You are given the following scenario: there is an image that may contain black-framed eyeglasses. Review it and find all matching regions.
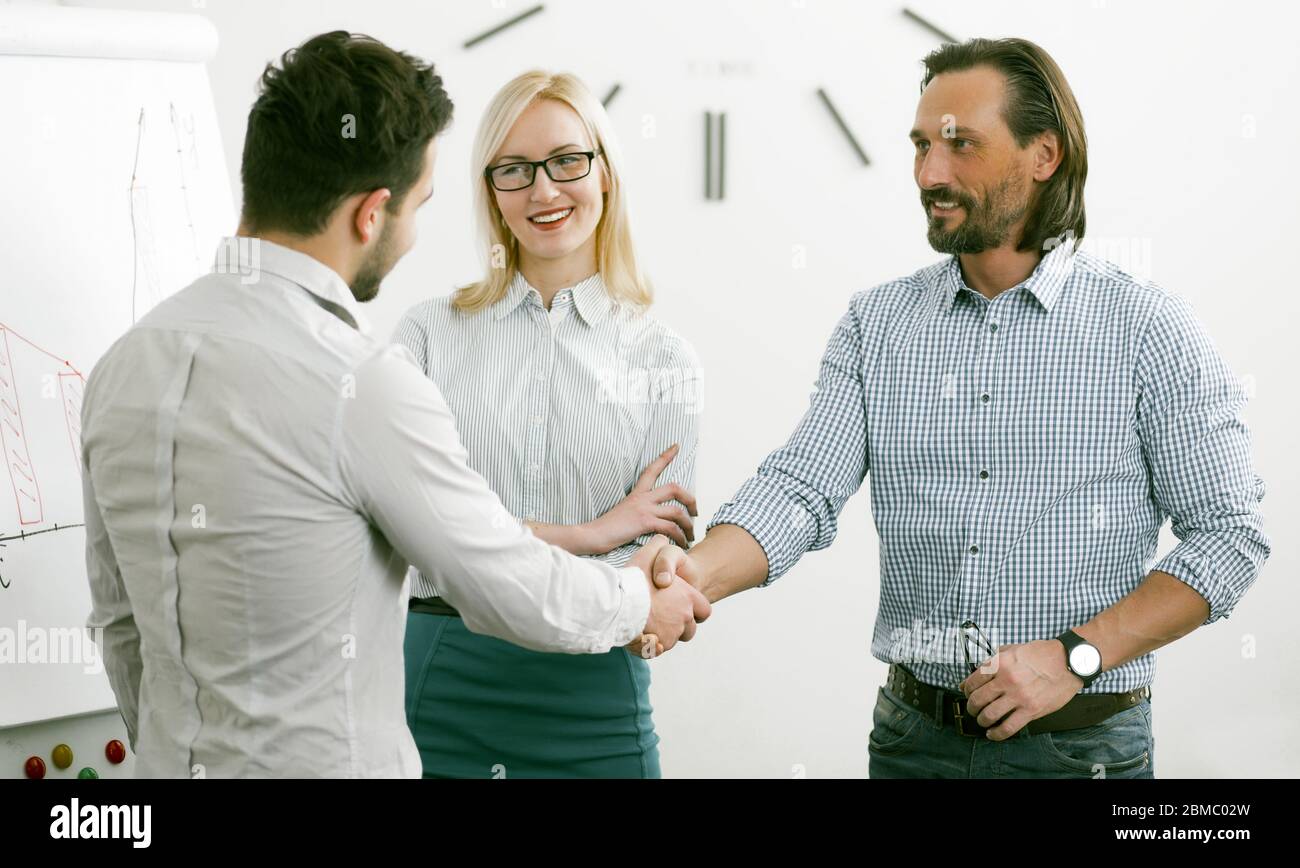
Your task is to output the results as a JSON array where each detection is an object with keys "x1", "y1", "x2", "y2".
[
  {"x1": 485, "y1": 149, "x2": 602, "y2": 192},
  {"x1": 961, "y1": 619, "x2": 996, "y2": 675}
]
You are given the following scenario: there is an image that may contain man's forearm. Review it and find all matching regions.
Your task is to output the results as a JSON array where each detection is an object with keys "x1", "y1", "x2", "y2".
[
  {"x1": 1073, "y1": 570, "x2": 1210, "y2": 673},
  {"x1": 688, "y1": 523, "x2": 770, "y2": 603}
]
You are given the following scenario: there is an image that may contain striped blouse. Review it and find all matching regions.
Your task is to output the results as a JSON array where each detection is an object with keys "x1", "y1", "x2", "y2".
[{"x1": 394, "y1": 270, "x2": 702, "y2": 599}]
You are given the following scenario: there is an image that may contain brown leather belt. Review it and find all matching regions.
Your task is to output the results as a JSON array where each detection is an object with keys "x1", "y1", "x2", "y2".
[
  {"x1": 409, "y1": 596, "x2": 461, "y2": 618},
  {"x1": 886, "y1": 662, "x2": 1150, "y2": 737}
]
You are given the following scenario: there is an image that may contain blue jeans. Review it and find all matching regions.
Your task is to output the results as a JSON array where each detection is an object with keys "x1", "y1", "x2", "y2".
[{"x1": 868, "y1": 681, "x2": 1155, "y2": 778}]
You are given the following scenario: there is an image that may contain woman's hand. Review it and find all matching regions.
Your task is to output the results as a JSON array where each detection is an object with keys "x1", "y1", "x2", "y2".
[{"x1": 582, "y1": 444, "x2": 698, "y2": 553}]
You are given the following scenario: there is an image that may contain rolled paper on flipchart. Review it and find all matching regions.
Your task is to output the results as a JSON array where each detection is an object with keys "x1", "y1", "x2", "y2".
[{"x1": 0, "y1": 4, "x2": 218, "y2": 63}]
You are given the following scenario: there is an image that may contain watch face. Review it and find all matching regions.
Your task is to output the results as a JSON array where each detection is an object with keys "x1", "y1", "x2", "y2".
[{"x1": 1069, "y1": 643, "x2": 1102, "y2": 677}]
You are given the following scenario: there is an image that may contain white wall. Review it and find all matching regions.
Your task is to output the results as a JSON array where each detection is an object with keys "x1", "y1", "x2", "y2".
[{"x1": 57, "y1": 0, "x2": 1300, "y2": 777}]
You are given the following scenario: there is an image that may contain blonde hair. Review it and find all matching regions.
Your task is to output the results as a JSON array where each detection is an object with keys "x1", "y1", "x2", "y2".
[{"x1": 453, "y1": 70, "x2": 653, "y2": 312}]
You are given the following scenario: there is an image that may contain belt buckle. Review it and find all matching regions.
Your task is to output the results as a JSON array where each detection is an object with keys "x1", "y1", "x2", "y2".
[{"x1": 951, "y1": 696, "x2": 979, "y2": 737}]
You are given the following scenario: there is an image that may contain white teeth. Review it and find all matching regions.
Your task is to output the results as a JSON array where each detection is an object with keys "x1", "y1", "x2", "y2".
[
  {"x1": 530, "y1": 208, "x2": 572, "y2": 224},
  {"x1": 935, "y1": 202, "x2": 957, "y2": 208}
]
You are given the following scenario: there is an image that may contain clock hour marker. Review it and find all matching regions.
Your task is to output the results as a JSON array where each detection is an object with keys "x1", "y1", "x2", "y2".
[
  {"x1": 463, "y1": 4, "x2": 545, "y2": 50},
  {"x1": 816, "y1": 88, "x2": 870, "y2": 167},
  {"x1": 902, "y1": 7, "x2": 959, "y2": 44},
  {"x1": 705, "y1": 111, "x2": 726, "y2": 200}
]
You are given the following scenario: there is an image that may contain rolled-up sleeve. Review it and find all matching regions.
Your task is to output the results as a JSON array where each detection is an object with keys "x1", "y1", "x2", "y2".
[
  {"x1": 707, "y1": 293, "x2": 872, "y2": 584},
  {"x1": 1136, "y1": 293, "x2": 1270, "y2": 624}
]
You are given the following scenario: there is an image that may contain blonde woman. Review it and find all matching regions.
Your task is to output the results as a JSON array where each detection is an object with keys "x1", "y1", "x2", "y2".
[{"x1": 393, "y1": 71, "x2": 702, "y2": 778}]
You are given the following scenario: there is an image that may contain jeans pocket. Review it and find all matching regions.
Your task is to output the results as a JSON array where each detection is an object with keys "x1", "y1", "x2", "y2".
[
  {"x1": 868, "y1": 686, "x2": 925, "y2": 756},
  {"x1": 1040, "y1": 701, "x2": 1152, "y2": 777}
]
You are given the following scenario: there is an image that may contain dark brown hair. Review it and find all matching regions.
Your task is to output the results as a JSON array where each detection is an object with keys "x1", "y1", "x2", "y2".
[
  {"x1": 921, "y1": 37, "x2": 1087, "y2": 252},
  {"x1": 240, "y1": 31, "x2": 454, "y2": 236}
]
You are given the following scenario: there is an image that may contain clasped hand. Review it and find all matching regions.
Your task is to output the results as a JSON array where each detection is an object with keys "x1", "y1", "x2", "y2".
[{"x1": 623, "y1": 535, "x2": 710, "y2": 658}]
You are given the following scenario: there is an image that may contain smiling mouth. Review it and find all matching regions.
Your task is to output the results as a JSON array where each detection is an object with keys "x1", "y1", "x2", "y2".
[{"x1": 529, "y1": 207, "x2": 573, "y2": 225}]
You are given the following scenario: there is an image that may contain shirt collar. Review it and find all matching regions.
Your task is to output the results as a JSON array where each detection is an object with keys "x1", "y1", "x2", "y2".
[
  {"x1": 492, "y1": 270, "x2": 612, "y2": 326},
  {"x1": 940, "y1": 238, "x2": 1077, "y2": 314},
  {"x1": 212, "y1": 236, "x2": 372, "y2": 335}
]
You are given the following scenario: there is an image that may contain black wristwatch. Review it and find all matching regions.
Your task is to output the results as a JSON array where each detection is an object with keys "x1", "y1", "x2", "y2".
[{"x1": 1056, "y1": 629, "x2": 1102, "y2": 689}]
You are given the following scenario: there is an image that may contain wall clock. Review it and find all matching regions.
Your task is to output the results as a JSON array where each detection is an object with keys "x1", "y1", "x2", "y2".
[{"x1": 460, "y1": 4, "x2": 959, "y2": 200}]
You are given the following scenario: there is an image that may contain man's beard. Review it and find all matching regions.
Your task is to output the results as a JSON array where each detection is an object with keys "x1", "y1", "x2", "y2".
[
  {"x1": 923, "y1": 172, "x2": 1028, "y2": 255},
  {"x1": 350, "y1": 224, "x2": 398, "y2": 302}
]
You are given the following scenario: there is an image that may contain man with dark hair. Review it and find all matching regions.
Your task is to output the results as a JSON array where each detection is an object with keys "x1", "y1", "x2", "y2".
[
  {"x1": 652, "y1": 37, "x2": 1268, "y2": 778},
  {"x1": 918, "y1": 36, "x2": 1088, "y2": 256},
  {"x1": 82, "y1": 31, "x2": 709, "y2": 778}
]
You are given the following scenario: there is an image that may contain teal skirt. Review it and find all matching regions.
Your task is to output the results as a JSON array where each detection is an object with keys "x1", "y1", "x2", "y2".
[{"x1": 403, "y1": 611, "x2": 661, "y2": 778}]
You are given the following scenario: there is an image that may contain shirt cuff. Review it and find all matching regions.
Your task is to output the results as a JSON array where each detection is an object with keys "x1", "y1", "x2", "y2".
[
  {"x1": 1151, "y1": 548, "x2": 1230, "y2": 625},
  {"x1": 602, "y1": 565, "x2": 651, "y2": 650},
  {"x1": 708, "y1": 480, "x2": 818, "y2": 584}
]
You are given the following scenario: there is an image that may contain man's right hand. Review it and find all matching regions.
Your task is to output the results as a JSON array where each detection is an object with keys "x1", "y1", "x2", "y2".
[
  {"x1": 646, "y1": 523, "x2": 769, "y2": 606},
  {"x1": 624, "y1": 534, "x2": 712, "y2": 658},
  {"x1": 649, "y1": 541, "x2": 704, "y2": 591}
]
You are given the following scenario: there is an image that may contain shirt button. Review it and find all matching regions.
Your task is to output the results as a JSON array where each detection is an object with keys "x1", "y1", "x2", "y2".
[
  {"x1": 969, "y1": 545, "x2": 980, "y2": 556},
  {"x1": 978, "y1": 469, "x2": 989, "y2": 480},
  {"x1": 989, "y1": 322, "x2": 999, "y2": 332},
  {"x1": 980, "y1": 393, "x2": 991, "y2": 403}
]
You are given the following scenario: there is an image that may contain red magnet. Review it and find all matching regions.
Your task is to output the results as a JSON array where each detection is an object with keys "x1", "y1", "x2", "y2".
[{"x1": 24, "y1": 756, "x2": 46, "y2": 779}]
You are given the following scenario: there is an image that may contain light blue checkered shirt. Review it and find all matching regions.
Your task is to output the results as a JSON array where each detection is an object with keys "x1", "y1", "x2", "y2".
[{"x1": 709, "y1": 242, "x2": 1269, "y2": 694}]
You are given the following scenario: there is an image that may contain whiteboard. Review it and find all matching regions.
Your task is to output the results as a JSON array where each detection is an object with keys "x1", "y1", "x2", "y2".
[{"x1": 0, "y1": 5, "x2": 234, "y2": 727}]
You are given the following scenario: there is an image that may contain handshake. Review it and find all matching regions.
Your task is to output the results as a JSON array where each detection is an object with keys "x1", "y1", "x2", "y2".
[{"x1": 623, "y1": 534, "x2": 709, "y2": 659}]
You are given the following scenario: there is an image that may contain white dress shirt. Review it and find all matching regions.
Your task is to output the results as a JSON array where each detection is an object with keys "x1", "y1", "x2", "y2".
[
  {"x1": 393, "y1": 271, "x2": 703, "y2": 599},
  {"x1": 81, "y1": 237, "x2": 650, "y2": 778}
]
